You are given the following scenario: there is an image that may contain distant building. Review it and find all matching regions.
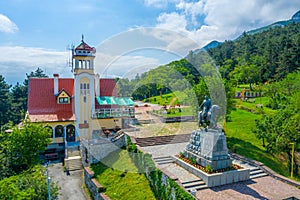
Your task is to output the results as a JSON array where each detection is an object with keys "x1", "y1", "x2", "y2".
[{"x1": 27, "y1": 37, "x2": 135, "y2": 165}]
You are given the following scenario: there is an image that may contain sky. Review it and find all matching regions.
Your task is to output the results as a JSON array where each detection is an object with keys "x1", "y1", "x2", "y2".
[{"x1": 0, "y1": 0, "x2": 299, "y2": 85}]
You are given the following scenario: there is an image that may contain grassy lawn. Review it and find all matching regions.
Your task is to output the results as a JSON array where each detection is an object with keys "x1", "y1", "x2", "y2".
[
  {"x1": 145, "y1": 91, "x2": 188, "y2": 106},
  {"x1": 226, "y1": 109, "x2": 289, "y2": 177},
  {"x1": 91, "y1": 150, "x2": 156, "y2": 200},
  {"x1": 152, "y1": 106, "x2": 194, "y2": 117},
  {"x1": 234, "y1": 97, "x2": 276, "y2": 115}
]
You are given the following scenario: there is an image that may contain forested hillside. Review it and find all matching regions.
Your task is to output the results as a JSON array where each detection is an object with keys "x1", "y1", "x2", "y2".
[
  {"x1": 116, "y1": 21, "x2": 300, "y2": 124},
  {"x1": 0, "y1": 68, "x2": 47, "y2": 128},
  {"x1": 206, "y1": 22, "x2": 300, "y2": 84}
]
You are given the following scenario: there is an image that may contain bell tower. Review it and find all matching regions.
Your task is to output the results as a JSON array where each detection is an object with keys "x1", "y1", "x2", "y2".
[{"x1": 73, "y1": 35, "x2": 96, "y2": 139}]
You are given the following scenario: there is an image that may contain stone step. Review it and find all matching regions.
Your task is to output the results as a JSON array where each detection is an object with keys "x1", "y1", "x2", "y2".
[
  {"x1": 188, "y1": 184, "x2": 208, "y2": 191},
  {"x1": 153, "y1": 156, "x2": 173, "y2": 161},
  {"x1": 250, "y1": 167, "x2": 268, "y2": 179},
  {"x1": 65, "y1": 156, "x2": 82, "y2": 171},
  {"x1": 67, "y1": 146, "x2": 81, "y2": 157},
  {"x1": 250, "y1": 168, "x2": 264, "y2": 175},
  {"x1": 153, "y1": 156, "x2": 174, "y2": 165},
  {"x1": 155, "y1": 160, "x2": 174, "y2": 165},
  {"x1": 182, "y1": 180, "x2": 206, "y2": 188},
  {"x1": 181, "y1": 179, "x2": 208, "y2": 191},
  {"x1": 135, "y1": 134, "x2": 190, "y2": 147},
  {"x1": 250, "y1": 172, "x2": 268, "y2": 179},
  {"x1": 67, "y1": 150, "x2": 80, "y2": 157}
]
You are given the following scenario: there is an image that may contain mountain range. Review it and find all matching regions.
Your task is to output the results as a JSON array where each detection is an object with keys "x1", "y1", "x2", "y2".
[{"x1": 202, "y1": 10, "x2": 300, "y2": 50}]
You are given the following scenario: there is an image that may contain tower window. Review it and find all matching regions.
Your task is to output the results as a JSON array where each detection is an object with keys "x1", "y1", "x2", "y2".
[{"x1": 80, "y1": 83, "x2": 90, "y2": 95}]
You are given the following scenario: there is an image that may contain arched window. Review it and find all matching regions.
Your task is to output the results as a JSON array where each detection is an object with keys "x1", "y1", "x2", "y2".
[
  {"x1": 66, "y1": 124, "x2": 76, "y2": 142},
  {"x1": 44, "y1": 126, "x2": 53, "y2": 138},
  {"x1": 55, "y1": 125, "x2": 64, "y2": 138}
]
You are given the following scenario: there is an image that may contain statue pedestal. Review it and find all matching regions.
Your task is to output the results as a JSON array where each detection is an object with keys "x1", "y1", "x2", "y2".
[{"x1": 184, "y1": 129, "x2": 232, "y2": 170}]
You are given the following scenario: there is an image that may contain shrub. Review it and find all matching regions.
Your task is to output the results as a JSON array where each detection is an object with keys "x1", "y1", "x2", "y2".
[
  {"x1": 190, "y1": 157, "x2": 197, "y2": 165},
  {"x1": 206, "y1": 165, "x2": 213, "y2": 174},
  {"x1": 179, "y1": 152, "x2": 184, "y2": 158}
]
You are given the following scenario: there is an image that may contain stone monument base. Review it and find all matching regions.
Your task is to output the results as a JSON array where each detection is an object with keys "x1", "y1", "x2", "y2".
[
  {"x1": 184, "y1": 150, "x2": 232, "y2": 171},
  {"x1": 173, "y1": 156, "x2": 250, "y2": 187},
  {"x1": 184, "y1": 129, "x2": 232, "y2": 170}
]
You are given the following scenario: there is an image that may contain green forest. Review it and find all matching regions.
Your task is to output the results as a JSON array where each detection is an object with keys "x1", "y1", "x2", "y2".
[{"x1": 0, "y1": 68, "x2": 47, "y2": 129}]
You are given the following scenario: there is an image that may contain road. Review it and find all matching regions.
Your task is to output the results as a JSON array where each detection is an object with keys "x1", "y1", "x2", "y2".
[{"x1": 49, "y1": 163, "x2": 87, "y2": 200}]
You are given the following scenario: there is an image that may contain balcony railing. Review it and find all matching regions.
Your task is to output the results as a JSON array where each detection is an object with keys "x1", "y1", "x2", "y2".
[{"x1": 93, "y1": 108, "x2": 135, "y2": 119}]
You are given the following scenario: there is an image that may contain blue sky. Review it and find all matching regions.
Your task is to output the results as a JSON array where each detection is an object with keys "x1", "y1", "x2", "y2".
[{"x1": 0, "y1": 0, "x2": 299, "y2": 85}]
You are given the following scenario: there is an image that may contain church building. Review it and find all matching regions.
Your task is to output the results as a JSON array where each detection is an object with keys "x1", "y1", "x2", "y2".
[{"x1": 27, "y1": 37, "x2": 135, "y2": 167}]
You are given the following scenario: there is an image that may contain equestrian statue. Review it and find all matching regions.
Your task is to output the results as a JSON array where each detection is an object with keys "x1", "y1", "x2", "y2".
[{"x1": 198, "y1": 96, "x2": 221, "y2": 130}]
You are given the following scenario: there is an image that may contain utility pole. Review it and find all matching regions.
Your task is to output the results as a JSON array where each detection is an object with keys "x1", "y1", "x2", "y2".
[{"x1": 46, "y1": 161, "x2": 51, "y2": 200}]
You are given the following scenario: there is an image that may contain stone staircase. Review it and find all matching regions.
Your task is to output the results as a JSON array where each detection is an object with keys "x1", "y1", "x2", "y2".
[
  {"x1": 153, "y1": 156, "x2": 174, "y2": 165},
  {"x1": 67, "y1": 147, "x2": 81, "y2": 157},
  {"x1": 65, "y1": 146, "x2": 82, "y2": 171},
  {"x1": 250, "y1": 167, "x2": 268, "y2": 179},
  {"x1": 65, "y1": 156, "x2": 82, "y2": 171},
  {"x1": 181, "y1": 179, "x2": 208, "y2": 191},
  {"x1": 135, "y1": 134, "x2": 190, "y2": 147}
]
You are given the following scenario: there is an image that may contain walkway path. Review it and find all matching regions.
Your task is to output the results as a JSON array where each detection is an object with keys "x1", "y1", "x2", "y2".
[
  {"x1": 141, "y1": 142, "x2": 300, "y2": 200},
  {"x1": 49, "y1": 163, "x2": 87, "y2": 200}
]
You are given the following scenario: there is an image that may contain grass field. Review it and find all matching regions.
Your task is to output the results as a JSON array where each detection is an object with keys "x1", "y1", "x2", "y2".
[
  {"x1": 234, "y1": 97, "x2": 276, "y2": 115},
  {"x1": 152, "y1": 106, "x2": 194, "y2": 117},
  {"x1": 91, "y1": 149, "x2": 156, "y2": 200},
  {"x1": 145, "y1": 91, "x2": 188, "y2": 106},
  {"x1": 226, "y1": 109, "x2": 289, "y2": 177}
]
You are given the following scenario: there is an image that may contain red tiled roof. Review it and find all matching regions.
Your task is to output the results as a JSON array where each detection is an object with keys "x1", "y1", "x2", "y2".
[
  {"x1": 28, "y1": 77, "x2": 117, "y2": 122},
  {"x1": 100, "y1": 79, "x2": 117, "y2": 97},
  {"x1": 75, "y1": 41, "x2": 96, "y2": 52},
  {"x1": 28, "y1": 78, "x2": 75, "y2": 122}
]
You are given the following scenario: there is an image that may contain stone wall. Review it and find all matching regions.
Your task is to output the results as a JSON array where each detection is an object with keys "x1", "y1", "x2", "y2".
[
  {"x1": 84, "y1": 167, "x2": 110, "y2": 200},
  {"x1": 81, "y1": 134, "x2": 125, "y2": 166}
]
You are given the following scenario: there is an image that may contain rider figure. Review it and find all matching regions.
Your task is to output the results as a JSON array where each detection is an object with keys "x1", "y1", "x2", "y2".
[{"x1": 199, "y1": 95, "x2": 212, "y2": 121}]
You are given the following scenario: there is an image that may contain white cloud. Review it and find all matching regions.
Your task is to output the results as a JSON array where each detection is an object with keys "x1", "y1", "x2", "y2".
[
  {"x1": 95, "y1": 52, "x2": 163, "y2": 80},
  {"x1": 0, "y1": 14, "x2": 19, "y2": 33},
  {"x1": 176, "y1": 0, "x2": 205, "y2": 26},
  {"x1": 144, "y1": 0, "x2": 180, "y2": 8},
  {"x1": 0, "y1": 46, "x2": 70, "y2": 84},
  {"x1": 157, "y1": 12, "x2": 187, "y2": 31},
  {"x1": 154, "y1": 0, "x2": 300, "y2": 48}
]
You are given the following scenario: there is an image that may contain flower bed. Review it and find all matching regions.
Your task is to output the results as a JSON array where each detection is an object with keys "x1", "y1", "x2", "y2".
[{"x1": 176, "y1": 154, "x2": 242, "y2": 174}]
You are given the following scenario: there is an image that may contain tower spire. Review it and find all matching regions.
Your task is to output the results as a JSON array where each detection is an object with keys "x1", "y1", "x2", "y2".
[{"x1": 81, "y1": 34, "x2": 84, "y2": 42}]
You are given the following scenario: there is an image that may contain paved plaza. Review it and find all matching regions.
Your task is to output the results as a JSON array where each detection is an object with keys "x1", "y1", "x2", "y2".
[{"x1": 141, "y1": 142, "x2": 300, "y2": 200}]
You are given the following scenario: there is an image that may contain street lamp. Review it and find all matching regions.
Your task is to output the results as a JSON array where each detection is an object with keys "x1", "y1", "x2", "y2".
[{"x1": 289, "y1": 142, "x2": 295, "y2": 178}]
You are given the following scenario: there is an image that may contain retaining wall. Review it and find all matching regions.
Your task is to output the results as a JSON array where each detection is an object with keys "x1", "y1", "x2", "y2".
[
  {"x1": 173, "y1": 156, "x2": 250, "y2": 187},
  {"x1": 84, "y1": 167, "x2": 110, "y2": 200}
]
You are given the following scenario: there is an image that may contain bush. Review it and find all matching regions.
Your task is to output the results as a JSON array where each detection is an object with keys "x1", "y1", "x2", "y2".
[
  {"x1": 206, "y1": 165, "x2": 213, "y2": 174},
  {"x1": 179, "y1": 152, "x2": 184, "y2": 158},
  {"x1": 190, "y1": 157, "x2": 197, "y2": 165}
]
